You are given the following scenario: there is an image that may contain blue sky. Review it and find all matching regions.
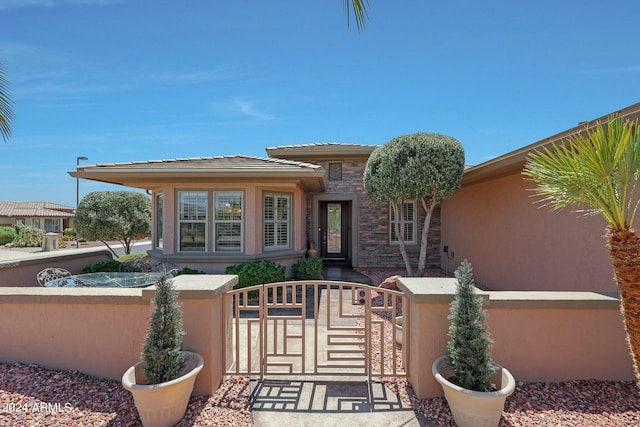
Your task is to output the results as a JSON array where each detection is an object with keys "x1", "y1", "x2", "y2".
[{"x1": 1, "y1": 0, "x2": 639, "y2": 207}]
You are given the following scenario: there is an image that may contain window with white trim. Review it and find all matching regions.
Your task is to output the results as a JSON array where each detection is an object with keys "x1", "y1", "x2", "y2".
[
  {"x1": 264, "y1": 193, "x2": 291, "y2": 250},
  {"x1": 390, "y1": 201, "x2": 417, "y2": 244},
  {"x1": 178, "y1": 191, "x2": 207, "y2": 252},
  {"x1": 155, "y1": 193, "x2": 163, "y2": 249},
  {"x1": 214, "y1": 192, "x2": 243, "y2": 252},
  {"x1": 44, "y1": 218, "x2": 61, "y2": 232}
]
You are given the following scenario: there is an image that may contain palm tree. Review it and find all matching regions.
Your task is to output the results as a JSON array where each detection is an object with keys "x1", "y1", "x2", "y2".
[
  {"x1": 0, "y1": 58, "x2": 14, "y2": 143},
  {"x1": 523, "y1": 115, "x2": 640, "y2": 382},
  {"x1": 343, "y1": 0, "x2": 370, "y2": 31}
]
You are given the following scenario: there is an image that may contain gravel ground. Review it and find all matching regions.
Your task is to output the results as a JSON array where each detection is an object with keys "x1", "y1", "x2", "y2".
[{"x1": 1, "y1": 269, "x2": 639, "y2": 426}]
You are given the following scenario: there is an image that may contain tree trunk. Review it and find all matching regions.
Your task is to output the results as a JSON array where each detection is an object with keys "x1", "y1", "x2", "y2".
[
  {"x1": 417, "y1": 199, "x2": 437, "y2": 277},
  {"x1": 606, "y1": 226, "x2": 640, "y2": 382},
  {"x1": 391, "y1": 202, "x2": 413, "y2": 276}
]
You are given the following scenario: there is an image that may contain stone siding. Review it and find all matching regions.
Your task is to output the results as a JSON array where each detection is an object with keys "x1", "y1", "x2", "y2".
[{"x1": 311, "y1": 160, "x2": 441, "y2": 272}]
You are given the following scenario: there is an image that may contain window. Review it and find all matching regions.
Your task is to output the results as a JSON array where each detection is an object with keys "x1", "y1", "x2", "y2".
[
  {"x1": 15, "y1": 218, "x2": 25, "y2": 226},
  {"x1": 32, "y1": 218, "x2": 40, "y2": 229},
  {"x1": 44, "y1": 218, "x2": 60, "y2": 232},
  {"x1": 155, "y1": 193, "x2": 163, "y2": 249},
  {"x1": 178, "y1": 191, "x2": 207, "y2": 252},
  {"x1": 214, "y1": 192, "x2": 243, "y2": 252},
  {"x1": 328, "y1": 163, "x2": 343, "y2": 181},
  {"x1": 390, "y1": 201, "x2": 417, "y2": 244},
  {"x1": 264, "y1": 193, "x2": 291, "y2": 250}
]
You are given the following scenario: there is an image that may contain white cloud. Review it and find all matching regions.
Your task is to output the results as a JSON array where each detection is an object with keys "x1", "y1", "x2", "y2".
[{"x1": 214, "y1": 98, "x2": 275, "y2": 121}]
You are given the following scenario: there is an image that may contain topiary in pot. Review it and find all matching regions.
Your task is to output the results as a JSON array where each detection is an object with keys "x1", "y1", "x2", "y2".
[
  {"x1": 447, "y1": 260, "x2": 496, "y2": 391},
  {"x1": 432, "y1": 260, "x2": 515, "y2": 427},
  {"x1": 141, "y1": 272, "x2": 186, "y2": 383},
  {"x1": 122, "y1": 272, "x2": 204, "y2": 427}
]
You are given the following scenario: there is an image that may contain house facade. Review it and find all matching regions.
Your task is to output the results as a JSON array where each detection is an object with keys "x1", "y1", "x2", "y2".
[
  {"x1": 0, "y1": 201, "x2": 75, "y2": 232},
  {"x1": 440, "y1": 102, "x2": 640, "y2": 292},
  {"x1": 71, "y1": 147, "x2": 441, "y2": 274}
]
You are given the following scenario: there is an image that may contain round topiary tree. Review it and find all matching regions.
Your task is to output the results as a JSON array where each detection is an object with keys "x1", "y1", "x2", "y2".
[
  {"x1": 364, "y1": 132, "x2": 465, "y2": 276},
  {"x1": 75, "y1": 191, "x2": 151, "y2": 256}
]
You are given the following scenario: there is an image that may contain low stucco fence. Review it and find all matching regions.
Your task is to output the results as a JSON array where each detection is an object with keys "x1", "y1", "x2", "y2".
[
  {"x1": 0, "y1": 247, "x2": 112, "y2": 287},
  {"x1": 0, "y1": 275, "x2": 633, "y2": 399},
  {"x1": 0, "y1": 275, "x2": 237, "y2": 396},
  {"x1": 398, "y1": 277, "x2": 635, "y2": 398}
]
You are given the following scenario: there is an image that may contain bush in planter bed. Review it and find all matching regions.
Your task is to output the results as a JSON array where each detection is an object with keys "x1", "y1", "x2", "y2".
[
  {"x1": 0, "y1": 226, "x2": 17, "y2": 245},
  {"x1": 292, "y1": 256, "x2": 323, "y2": 280},
  {"x1": 225, "y1": 260, "x2": 286, "y2": 298},
  {"x1": 81, "y1": 259, "x2": 122, "y2": 273}
]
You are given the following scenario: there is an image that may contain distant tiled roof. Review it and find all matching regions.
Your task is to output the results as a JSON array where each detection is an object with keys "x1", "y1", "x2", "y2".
[{"x1": 0, "y1": 201, "x2": 75, "y2": 218}]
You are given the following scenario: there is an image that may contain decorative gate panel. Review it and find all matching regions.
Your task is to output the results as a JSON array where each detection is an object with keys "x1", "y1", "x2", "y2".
[{"x1": 225, "y1": 281, "x2": 407, "y2": 380}]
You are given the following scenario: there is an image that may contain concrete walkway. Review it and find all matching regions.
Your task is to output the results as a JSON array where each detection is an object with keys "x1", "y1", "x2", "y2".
[{"x1": 251, "y1": 379, "x2": 428, "y2": 426}]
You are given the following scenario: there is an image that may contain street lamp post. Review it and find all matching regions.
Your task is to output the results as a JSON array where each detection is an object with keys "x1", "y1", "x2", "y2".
[{"x1": 76, "y1": 156, "x2": 88, "y2": 248}]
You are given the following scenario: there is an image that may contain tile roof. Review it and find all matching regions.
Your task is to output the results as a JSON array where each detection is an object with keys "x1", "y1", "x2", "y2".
[
  {"x1": 85, "y1": 154, "x2": 322, "y2": 170},
  {"x1": 0, "y1": 201, "x2": 75, "y2": 218}
]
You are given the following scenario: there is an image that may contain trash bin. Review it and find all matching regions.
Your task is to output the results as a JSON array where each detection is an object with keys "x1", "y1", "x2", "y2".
[{"x1": 42, "y1": 232, "x2": 61, "y2": 251}]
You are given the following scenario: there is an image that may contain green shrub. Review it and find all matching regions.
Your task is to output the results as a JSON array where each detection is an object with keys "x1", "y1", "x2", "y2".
[
  {"x1": 63, "y1": 228, "x2": 76, "y2": 237},
  {"x1": 141, "y1": 272, "x2": 185, "y2": 384},
  {"x1": 14, "y1": 223, "x2": 44, "y2": 247},
  {"x1": 0, "y1": 226, "x2": 17, "y2": 245},
  {"x1": 292, "y1": 256, "x2": 323, "y2": 280},
  {"x1": 81, "y1": 259, "x2": 122, "y2": 273},
  {"x1": 117, "y1": 254, "x2": 151, "y2": 272},
  {"x1": 175, "y1": 267, "x2": 206, "y2": 275},
  {"x1": 447, "y1": 260, "x2": 496, "y2": 392},
  {"x1": 225, "y1": 260, "x2": 286, "y2": 291}
]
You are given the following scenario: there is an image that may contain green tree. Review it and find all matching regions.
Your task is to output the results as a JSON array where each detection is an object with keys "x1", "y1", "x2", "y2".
[
  {"x1": 447, "y1": 260, "x2": 496, "y2": 391},
  {"x1": 75, "y1": 191, "x2": 151, "y2": 256},
  {"x1": 363, "y1": 132, "x2": 465, "y2": 276},
  {"x1": 523, "y1": 115, "x2": 640, "y2": 382},
  {"x1": 0, "y1": 58, "x2": 15, "y2": 143},
  {"x1": 141, "y1": 272, "x2": 185, "y2": 384}
]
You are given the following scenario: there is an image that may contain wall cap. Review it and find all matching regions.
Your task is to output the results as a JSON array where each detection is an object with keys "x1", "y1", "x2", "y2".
[{"x1": 397, "y1": 277, "x2": 621, "y2": 310}]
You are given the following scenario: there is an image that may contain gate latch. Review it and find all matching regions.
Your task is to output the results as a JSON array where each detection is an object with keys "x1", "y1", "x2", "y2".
[{"x1": 353, "y1": 288, "x2": 367, "y2": 305}]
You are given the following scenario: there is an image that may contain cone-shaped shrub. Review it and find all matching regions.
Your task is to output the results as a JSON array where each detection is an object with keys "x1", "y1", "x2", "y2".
[
  {"x1": 447, "y1": 260, "x2": 497, "y2": 392},
  {"x1": 141, "y1": 272, "x2": 186, "y2": 384}
]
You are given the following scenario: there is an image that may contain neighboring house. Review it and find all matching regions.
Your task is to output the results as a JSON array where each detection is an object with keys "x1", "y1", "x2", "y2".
[
  {"x1": 0, "y1": 201, "x2": 74, "y2": 232},
  {"x1": 441, "y1": 102, "x2": 640, "y2": 292},
  {"x1": 70, "y1": 147, "x2": 441, "y2": 275}
]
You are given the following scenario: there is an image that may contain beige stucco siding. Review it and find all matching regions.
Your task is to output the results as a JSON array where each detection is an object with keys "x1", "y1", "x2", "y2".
[{"x1": 441, "y1": 171, "x2": 614, "y2": 292}]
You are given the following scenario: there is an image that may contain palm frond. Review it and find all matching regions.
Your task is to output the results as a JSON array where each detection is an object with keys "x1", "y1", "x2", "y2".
[
  {"x1": 523, "y1": 115, "x2": 640, "y2": 230},
  {"x1": 342, "y1": 0, "x2": 370, "y2": 32},
  {"x1": 0, "y1": 59, "x2": 14, "y2": 143}
]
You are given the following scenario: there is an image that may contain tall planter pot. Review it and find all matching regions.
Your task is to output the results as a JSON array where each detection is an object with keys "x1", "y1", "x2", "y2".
[
  {"x1": 122, "y1": 351, "x2": 204, "y2": 427},
  {"x1": 432, "y1": 355, "x2": 515, "y2": 427}
]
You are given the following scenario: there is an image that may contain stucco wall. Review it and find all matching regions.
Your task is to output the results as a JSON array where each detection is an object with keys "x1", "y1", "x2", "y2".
[
  {"x1": 399, "y1": 278, "x2": 634, "y2": 398},
  {"x1": 0, "y1": 248, "x2": 113, "y2": 287},
  {"x1": 440, "y1": 172, "x2": 614, "y2": 292},
  {"x1": 0, "y1": 275, "x2": 237, "y2": 396}
]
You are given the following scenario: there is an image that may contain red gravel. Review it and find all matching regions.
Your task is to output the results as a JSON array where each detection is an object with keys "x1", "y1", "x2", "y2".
[{"x1": 2, "y1": 269, "x2": 639, "y2": 426}]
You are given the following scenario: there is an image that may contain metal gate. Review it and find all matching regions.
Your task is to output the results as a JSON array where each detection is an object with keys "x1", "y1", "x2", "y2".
[{"x1": 224, "y1": 281, "x2": 407, "y2": 380}]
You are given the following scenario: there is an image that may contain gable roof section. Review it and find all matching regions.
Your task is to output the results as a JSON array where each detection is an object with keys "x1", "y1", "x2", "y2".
[
  {"x1": 0, "y1": 201, "x2": 75, "y2": 218},
  {"x1": 462, "y1": 102, "x2": 640, "y2": 186},
  {"x1": 267, "y1": 143, "x2": 378, "y2": 161},
  {"x1": 69, "y1": 154, "x2": 327, "y2": 192}
]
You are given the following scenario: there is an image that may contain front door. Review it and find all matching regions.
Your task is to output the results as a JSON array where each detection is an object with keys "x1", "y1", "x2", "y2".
[{"x1": 320, "y1": 201, "x2": 350, "y2": 260}]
